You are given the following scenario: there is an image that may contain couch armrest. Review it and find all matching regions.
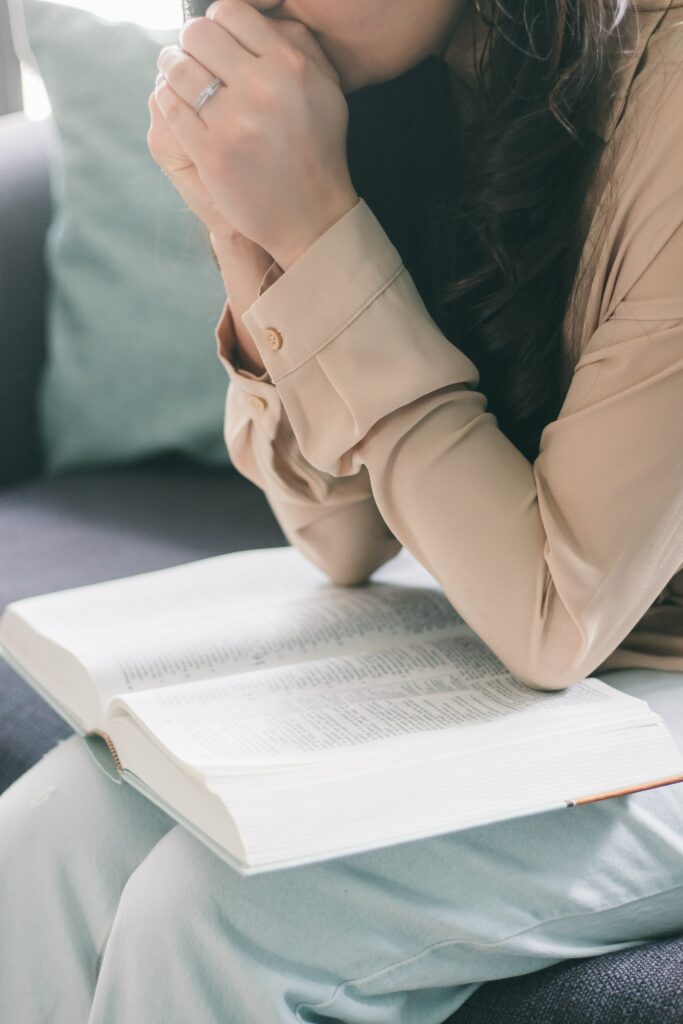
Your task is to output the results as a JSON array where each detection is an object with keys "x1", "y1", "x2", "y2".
[{"x1": 0, "y1": 113, "x2": 53, "y2": 487}]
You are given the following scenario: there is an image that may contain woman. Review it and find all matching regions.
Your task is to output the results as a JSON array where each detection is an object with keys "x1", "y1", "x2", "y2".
[{"x1": 1, "y1": 1, "x2": 682, "y2": 1021}]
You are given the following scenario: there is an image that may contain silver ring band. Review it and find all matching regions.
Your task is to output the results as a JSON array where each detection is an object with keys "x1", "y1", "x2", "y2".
[{"x1": 193, "y1": 76, "x2": 225, "y2": 113}]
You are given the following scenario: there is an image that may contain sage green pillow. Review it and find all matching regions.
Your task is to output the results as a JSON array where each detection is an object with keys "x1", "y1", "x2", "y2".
[{"x1": 12, "y1": 0, "x2": 232, "y2": 473}]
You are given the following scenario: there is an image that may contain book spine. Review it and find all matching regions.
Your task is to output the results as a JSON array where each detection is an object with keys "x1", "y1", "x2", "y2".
[
  {"x1": 565, "y1": 772, "x2": 683, "y2": 807},
  {"x1": 89, "y1": 730, "x2": 123, "y2": 773}
]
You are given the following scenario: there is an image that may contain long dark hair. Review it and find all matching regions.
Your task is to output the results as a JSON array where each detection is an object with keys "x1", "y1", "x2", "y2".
[
  {"x1": 344, "y1": 0, "x2": 639, "y2": 462},
  {"x1": 183, "y1": 1, "x2": 661, "y2": 461}
]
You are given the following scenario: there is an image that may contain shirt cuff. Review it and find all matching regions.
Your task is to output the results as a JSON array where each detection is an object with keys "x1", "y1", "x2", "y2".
[
  {"x1": 238, "y1": 197, "x2": 481, "y2": 473},
  {"x1": 214, "y1": 250, "x2": 289, "y2": 383},
  {"x1": 258, "y1": 259, "x2": 285, "y2": 296},
  {"x1": 214, "y1": 296, "x2": 283, "y2": 441}
]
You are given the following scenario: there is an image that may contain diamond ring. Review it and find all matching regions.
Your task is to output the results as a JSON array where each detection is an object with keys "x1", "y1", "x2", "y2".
[{"x1": 193, "y1": 76, "x2": 225, "y2": 114}]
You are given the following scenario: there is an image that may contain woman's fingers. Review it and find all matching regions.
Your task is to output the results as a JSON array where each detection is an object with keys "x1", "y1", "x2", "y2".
[
  {"x1": 261, "y1": 18, "x2": 341, "y2": 86},
  {"x1": 149, "y1": 0, "x2": 355, "y2": 265},
  {"x1": 153, "y1": 72, "x2": 209, "y2": 159},
  {"x1": 148, "y1": 89, "x2": 195, "y2": 173},
  {"x1": 148, "y1": 88, "x2": 239, "y2": 238},
  {"x1": 204, "y1": 0, "x2": 292, "y2": 58},
  {"x1": 176, "y1": 13, "x2": 250, "y2": 84},
  {"x1": 206, "y1": 1, "x2": 341, "y2": 86},
  {"x1": 156, "y1": 47, "x2": 223, "y2": 118},
  {"x1": 156, "y1": 3, "x2": 341, "y2": 128}
]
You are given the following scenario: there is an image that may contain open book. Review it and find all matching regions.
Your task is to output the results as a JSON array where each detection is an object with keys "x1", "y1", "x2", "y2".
[{"x1": 2, "y1": 545, "x2": 683, "y2": 875}]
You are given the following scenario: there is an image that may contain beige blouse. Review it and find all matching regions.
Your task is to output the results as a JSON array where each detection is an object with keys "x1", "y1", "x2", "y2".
[{"x1": 214, "y1": 0, "x2": 683, "y2": 691}]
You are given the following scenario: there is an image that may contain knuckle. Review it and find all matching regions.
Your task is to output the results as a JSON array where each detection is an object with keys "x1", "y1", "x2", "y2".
[
  {"x1": 279, "y1": 19, "x2": 309, "y2": 43},
  {"x1": 178, "y1": 16, "x2": 206, "y2": 50},
  {"x1": 226, "y1": 114, "x2": 263, "y2": 156},
  {"x1": 206, "y1": 0, "x2": 240, "y2": 25},
  {"x1": 290, "y1": 19, "x2": 310, "y2": 37},
  {"x1": 249, "y1": 75, "x2": 276, "y2": 106},
  {"x1": 279, "y1": 45, "x2": 307, "y2": 76},
  {"x1": 169, "y1": 59, "x2": 190, "y2": 88},
  {"x1": 217, "y1": 0, "x2": 240, "y2": 16},
  {"x1": 230, "y1": 112, "x2": 258, "y2": 141},
  {"x1": 163, "y1": 96, "x2": 181, "y2": 122}
]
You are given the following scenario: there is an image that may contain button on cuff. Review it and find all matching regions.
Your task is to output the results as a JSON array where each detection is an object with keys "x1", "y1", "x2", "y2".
[
  {"x1": 241, "y1": 198, "x2": 403, "y2": 383},
  {"x1": 247, "y1": 394, "x2": 268, "y2": 413},
  {"x1": 265, "y1": 327, "x2": 283, "y2": 351}
]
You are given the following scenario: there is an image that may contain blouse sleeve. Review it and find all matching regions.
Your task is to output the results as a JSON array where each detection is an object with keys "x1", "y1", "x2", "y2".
[
  {"x1": 215, "y1": 295, "x2": 402, "y2": 586},
  {"x1": 234, "y1": 75, "x2": 683, "y2": 691}
]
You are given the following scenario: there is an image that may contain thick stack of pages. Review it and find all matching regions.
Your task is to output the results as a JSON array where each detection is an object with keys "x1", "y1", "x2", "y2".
[{"x1": 2, "y1": 545, "x2": 682, "y2": 875}]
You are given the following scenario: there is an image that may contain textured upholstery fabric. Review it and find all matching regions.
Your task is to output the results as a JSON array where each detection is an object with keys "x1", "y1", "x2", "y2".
[
  {"x1": 0, "y1": 457, "x2": 287, "y2": 788},
  {"x1": 0, "y1": 113, "x2": 52, "y2": 486},
  {"x1": 450, "y1": 933, "x2": 683, "y2": 1023}
]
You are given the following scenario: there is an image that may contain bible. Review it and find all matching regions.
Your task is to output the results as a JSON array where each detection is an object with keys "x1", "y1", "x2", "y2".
[{"x1": 2, "y1": 544, "x2": 682, "y2": 875}]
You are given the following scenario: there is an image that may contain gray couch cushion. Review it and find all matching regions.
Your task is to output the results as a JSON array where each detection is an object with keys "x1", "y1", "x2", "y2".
[
  {"x1": 0, "y1": 455, "x2": 286, "y2": 787},
  {"x1": 0, "y1": 114, "x2": 53, "y2": 486},
  {"x1": 451, "y1": 932, "x2": 683, "y2": 1023}
]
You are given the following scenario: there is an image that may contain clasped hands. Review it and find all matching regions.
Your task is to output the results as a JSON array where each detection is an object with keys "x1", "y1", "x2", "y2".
[{"x1": 149, "y1": 0, "x2": 359, "y2": 272}]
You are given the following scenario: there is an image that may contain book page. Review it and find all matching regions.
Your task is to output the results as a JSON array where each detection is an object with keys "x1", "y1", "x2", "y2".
[
  {"x1": 0, "y1": 545, "x2": 451, "y2": 729},
  {"x1": 110, "y1": 635, "x2": 634, "y2": 771},
  {"x1": 8, "y1": 545, "x2": 435, "y2": 633},
  {"x1": 2, "y1": 545, "x2": 439, "y2": 688},
  {"x1": 6, "y1": 547, "x2": 326, "y2": 634},
  {"x1": 0, "y1": 547, "x2": 328, "y2": 729},
  {"x1": 70, "y1": 584, "x2": 470, "y2": 707}
]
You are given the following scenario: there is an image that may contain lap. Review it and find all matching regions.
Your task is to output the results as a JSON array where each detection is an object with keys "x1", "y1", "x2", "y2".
[
  {"x1": 92, "y1": 668, "x2": 683, "y2": 1023},
  {"x1": 2, "y1": 669, "x2": 681, "y2": 1023},
  {"x1": 0, "y1": 733, "x2": 176, "y2": 1022},
  {"x1": 0, "y1": 731, "x2": 174, "y2": 884}
]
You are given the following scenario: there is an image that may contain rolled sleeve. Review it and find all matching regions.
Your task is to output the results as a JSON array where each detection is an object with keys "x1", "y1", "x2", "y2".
[
  {"x1": 214, "y1": 294, "x2": 401, "y2": 584},
  {"x1": 240, "y1": 199, "x2": 480, "y2": 474}
]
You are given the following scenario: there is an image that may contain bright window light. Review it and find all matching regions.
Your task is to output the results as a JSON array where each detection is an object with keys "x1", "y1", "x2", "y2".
[{"x1": 21, "y1": 0, "x2": 184, "y2": 120}]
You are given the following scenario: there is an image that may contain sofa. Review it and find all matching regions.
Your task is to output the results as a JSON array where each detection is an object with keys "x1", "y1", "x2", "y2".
[{"x1": 1, "y1": 110, "x2": 682, "y2": 1023}]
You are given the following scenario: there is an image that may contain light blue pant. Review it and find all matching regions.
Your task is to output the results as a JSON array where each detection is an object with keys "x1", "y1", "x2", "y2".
[{"x1": 1, "y1": 668, "x2": 682, "y2": 1023}]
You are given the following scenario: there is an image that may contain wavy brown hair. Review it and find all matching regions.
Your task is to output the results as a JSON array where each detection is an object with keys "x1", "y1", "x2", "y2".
[
  {"x1": 344, "y1": 0, "x2": 649, "y2": 463},
  {"x1": 183, "y1": 1, "x2": 667, "y2": 461}
]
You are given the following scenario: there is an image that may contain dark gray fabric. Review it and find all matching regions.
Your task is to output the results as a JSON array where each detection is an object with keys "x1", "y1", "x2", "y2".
[
  {"x1": 0, "y1": 113, "x2": 54, "y2": 486},
  {"x1": 0, "y1": 455, "x2": 286, "y2": 786},
  {"x1": 450, "y1": 933, "x2": 683, "y2": 1023}
]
